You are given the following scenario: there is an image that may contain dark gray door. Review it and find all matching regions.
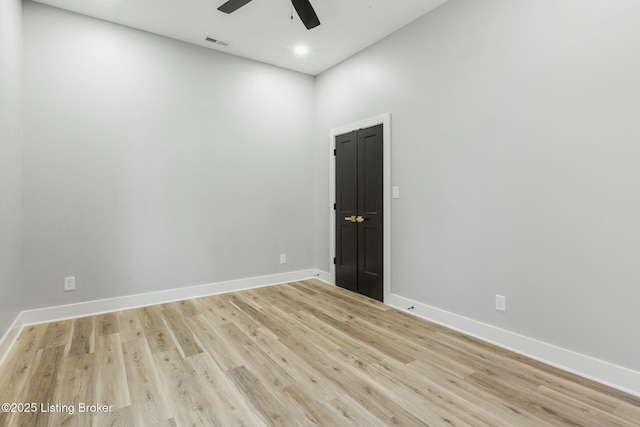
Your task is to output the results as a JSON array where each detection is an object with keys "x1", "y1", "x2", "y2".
[{"x1": 335, "y1": 124, "x2": 383, "y2": 301}]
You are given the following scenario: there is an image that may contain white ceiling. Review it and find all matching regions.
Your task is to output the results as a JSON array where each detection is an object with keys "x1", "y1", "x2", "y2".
[{"x1": 32, "y1": 0, "x2": 449, "y2": 76}]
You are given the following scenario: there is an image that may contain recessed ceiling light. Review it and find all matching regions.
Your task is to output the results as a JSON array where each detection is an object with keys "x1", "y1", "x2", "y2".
[{"x1": 294, "y1": 45, "x2": 309, "y2": 56}]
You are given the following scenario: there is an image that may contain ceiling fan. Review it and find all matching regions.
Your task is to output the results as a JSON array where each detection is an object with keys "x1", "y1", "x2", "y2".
[{"x1": 217, "y1": 0, "x2": 321, "y2": 30}]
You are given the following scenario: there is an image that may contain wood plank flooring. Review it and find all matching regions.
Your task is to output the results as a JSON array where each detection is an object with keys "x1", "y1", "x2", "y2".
[{"x1": 1, "y1": 280, "x2": 639, "y2": 426}]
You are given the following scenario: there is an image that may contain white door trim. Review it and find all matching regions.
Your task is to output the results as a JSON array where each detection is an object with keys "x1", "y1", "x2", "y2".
[{"x1": 329, "y1": 113, "x2": 391, "y2": 303}]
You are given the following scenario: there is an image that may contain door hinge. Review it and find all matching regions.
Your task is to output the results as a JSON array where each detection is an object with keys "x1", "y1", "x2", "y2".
[
  {"x1": 333, "y1": 203, "x2": 336, "y2": 210},
  {"x1": 333, "y1": 257, "x2": 336, "y2": 265},
  {"x1": 333, "y1": 149, "x2": 337, "y2": 156}
]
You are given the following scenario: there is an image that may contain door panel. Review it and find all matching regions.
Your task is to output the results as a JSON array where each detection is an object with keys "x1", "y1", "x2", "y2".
[
  {"x1": 362, "y1": 226, "x2": 382, "y2": 273},
  {"x1": 337, "y1": 222, "x2": 357, "y2": 292},
  {"x1": 335, "y1": 131, "x2": 358, "y2": 292},
  {"x1": 335, "y1": 124, "x2": 383, "y2": 302},
  {"x1": 337, "y1": 132, "x2": 357, "y2": 215},
  {"x1": 357, "y1": 125, "x2": 383, "y2": 301}
]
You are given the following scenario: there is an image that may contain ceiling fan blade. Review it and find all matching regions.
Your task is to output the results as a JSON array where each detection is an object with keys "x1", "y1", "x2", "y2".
[
  {"x1": 218, "y1": 0, "x2": 253, "y2": 14},
  {"x1": 291, "y1": 0, "x2": 320, "y2": 30}
]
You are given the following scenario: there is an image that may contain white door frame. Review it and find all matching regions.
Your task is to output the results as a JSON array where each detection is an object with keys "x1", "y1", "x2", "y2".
[{"x1": 329, "y1": 113, "x2": 391, "y2": 303}]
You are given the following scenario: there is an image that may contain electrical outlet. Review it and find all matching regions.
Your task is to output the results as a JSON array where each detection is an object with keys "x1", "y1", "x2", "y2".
[
  {"x1": 392, "y1": 186, "x2": 400, "y2": 199},
  {"x1": 496, "y1": 295, "x2": 506, "y2": 312},
  {"x1": 280, "y1": 254, "x2": 286, "y2": 264},
  {"x1": 64, "y1": 276, "x2": 76, "y2": 292}
]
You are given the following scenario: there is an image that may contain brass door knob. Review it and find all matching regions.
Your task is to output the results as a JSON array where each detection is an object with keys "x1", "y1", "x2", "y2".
[
  {"x1": 344, "y1": 216, "x2": 356, "y2": 223},
  {"x1": 356, "y1": 216, "x2": 365, "y2": 223}
]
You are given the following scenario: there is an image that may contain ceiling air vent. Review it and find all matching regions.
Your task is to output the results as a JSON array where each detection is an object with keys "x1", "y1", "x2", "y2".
[{"x1": 205, "y1": 37, "x2": 229, "y2": 47}]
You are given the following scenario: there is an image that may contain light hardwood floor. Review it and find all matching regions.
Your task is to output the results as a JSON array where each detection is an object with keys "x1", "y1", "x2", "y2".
[{"x1": 1, "y1": 280, "x2": 639, "y2": 426}]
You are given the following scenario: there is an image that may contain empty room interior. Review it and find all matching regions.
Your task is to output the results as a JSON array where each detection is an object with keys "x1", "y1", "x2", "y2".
[{"x1": 1, "y1": 0, "x2": 640, "y2": 425}]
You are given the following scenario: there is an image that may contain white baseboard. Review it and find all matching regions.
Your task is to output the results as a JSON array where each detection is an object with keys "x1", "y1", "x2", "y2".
[
  {"x1": 311, "y1": 269, "x2": 332, "y2": 284},
  {"x1": 0, "y1": 312, "x2": 24, "y2": 367},
  {"x1": 21, "y1": 269, "x2": 329, "y2": 326},
  {"x1": 387, "y1": 293, "x2": 640, "y2": 398}
]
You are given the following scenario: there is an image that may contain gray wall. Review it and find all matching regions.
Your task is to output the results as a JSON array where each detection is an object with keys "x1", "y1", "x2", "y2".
[
  {"x1": 0, "y1": 0, "x2": 23, "y2": 335},
  {"x1": 315, "y1": 0, "x2": 640, "y2": 371},
  {"x1": 22, "y1": 2, "x2": 316, "y2": 309}
]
